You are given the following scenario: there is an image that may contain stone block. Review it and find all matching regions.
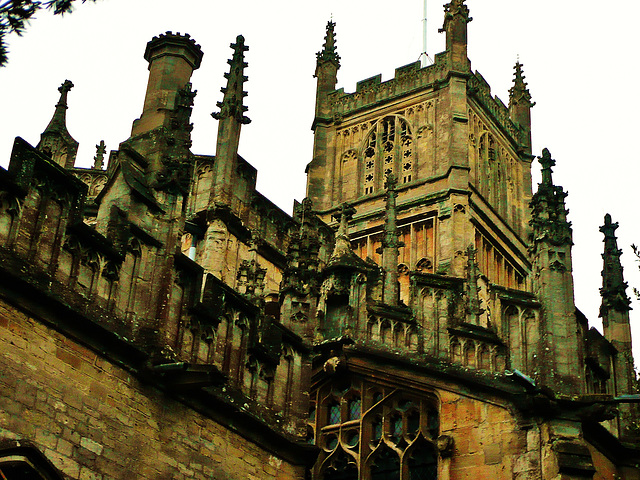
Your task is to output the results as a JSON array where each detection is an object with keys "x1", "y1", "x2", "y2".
[
  {"x1": 483, "y1": 443, "x2": 502, "y2": 465},
  {"x1": 80, "y1": 436, "x2": 104, "y2": 455}
]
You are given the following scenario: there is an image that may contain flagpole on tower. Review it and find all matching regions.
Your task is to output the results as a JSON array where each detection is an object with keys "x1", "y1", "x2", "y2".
[{"x1": 419, "y1": 0, "x2": 432, "y2": 66}]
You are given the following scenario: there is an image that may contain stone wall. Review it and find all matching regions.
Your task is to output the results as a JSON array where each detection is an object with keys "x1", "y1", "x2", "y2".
[
  {"x1": 440, "y1": 390, "x2": 532, "y2": 478},
  {"x1": 0, "y1": 299, "x2": 306, "y2": 480}
]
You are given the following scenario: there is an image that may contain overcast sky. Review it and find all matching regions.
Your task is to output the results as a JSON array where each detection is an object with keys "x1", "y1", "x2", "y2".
[{"x1": 1, "y1": 0, "x2": 639, "y2": 364}]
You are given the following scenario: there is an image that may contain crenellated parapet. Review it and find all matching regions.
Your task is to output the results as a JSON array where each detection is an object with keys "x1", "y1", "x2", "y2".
[
  {"x1": 328, "y1": 58, "x2": 448, "y2": 120},
  {"x1": 468, "y1": 72, "x2": 528, "y2": 149}
]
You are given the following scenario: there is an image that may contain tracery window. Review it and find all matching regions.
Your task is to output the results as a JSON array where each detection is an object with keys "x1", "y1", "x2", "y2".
[
  {"x1": 311, "y1": 376, "x2": 439, "y2": 480},
  {"x1": 361, "y1": 116, "x2": 415, "y2": 196}
]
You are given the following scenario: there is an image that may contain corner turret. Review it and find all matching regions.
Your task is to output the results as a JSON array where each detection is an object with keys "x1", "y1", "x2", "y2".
[
  {"x1": 211, "y1": 35, "x2": 250, "y2": 207},
  {"x1": 440, "y1": 0, "x2": 471, "y2": 72},
  {"x1": 314, "y1": 20, "x2": 340, "y2": 122},
  {"x1": 307, "y1": 21, "x2": 341, "y2": 212},
  {"x1": 128, "y1": 32, "x2": 202, "y2": 194},
  {"x1": 131, "y1": 32, "x2": 203, "y2": 137},
  {"x1": 37, "y1": 80, "x2": 79, "y2": 168},
  {"x1": 509, "y1": 61, "x2": 534, "y2": 154}
]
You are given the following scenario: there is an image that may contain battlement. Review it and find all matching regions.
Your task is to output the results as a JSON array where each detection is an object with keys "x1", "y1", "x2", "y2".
[
  {"x1": 144, "y1": 31, "x2": 204, "y2": 69},
  {"x1": 468, "y1": 71, "x2": 526, "y2": 148},
  {"x1": 329, "y1": 55, "x2": 448, "y2": 118}
]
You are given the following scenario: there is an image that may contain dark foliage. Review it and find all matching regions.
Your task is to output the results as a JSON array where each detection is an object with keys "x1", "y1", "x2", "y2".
[{"x1": 0, "y1": 0, "x2": 97, "y2": 67}]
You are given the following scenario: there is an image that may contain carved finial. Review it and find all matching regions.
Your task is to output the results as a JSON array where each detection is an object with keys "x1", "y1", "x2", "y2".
[
  {"x1": 599, "y1": 214, "x2": 631, "y2": 316},
  {"x1": 539, "y1": 148, "x2": 555, "y2": 186},
  {"x1": 47, "y1": 79, "x2": 74, "y2": 129},
  {"x1": 600, "y1": 214, "x2": 617, "y2": 239},
  {"x1": 529, "y1": 148, "x2": 572, "y2": 252},
  {"x1": 441, "y1": 0, "x2": 472, "y2": 31},
  {"x1": 93, "y1": 140, "x2": 106, "y2": 170},
  {"x1": 384, "y1": 173, "x2": 398, "y2": 192},
  {"x1": 509, "y1": 61, "x2": 535, "y2": 108},
  {"x1": 316, "y1": 20, "x2": 340, "y2": 67},
  {"x1": 212, "y1": 35, "x2": 250, "y2": 125},
  {"x1": 326, "y1": 203, "x2": 363, "y2": 273},
  {"x1": 37, "y1": 79, "x2": 79, "y2": 168},
  {"x1": 333, "y1": 203, "x2": 356, "y2": 237}
]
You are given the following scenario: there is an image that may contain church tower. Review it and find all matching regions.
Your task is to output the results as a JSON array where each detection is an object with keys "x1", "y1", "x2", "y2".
[
  {"x1": 305, "y1": 0, "x2": 535, "y2": 355},
  {"x1": 303, "y1": 2, "x2": 636, "y2": 478},
  {"x1": 2, "y1": 2, "x2": 639, "y2": 479}
]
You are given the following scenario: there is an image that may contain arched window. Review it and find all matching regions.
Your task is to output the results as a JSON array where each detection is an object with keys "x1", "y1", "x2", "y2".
[
  {"x1": 323, "y1": 449, "x2": 358, "y2": 480},
  {"x1": 328, "y1": 401, "x2": 341, "y2": 425},
  {"x1": 0, "y1": 445, "x2": 65, "y2": 480},
  {"x1": 312, "y1": 378, "x2": 441, "y2": 480},
  {"x1": 407, "y1": 439, "x2": 438, "y2": 480},
  {"x1": 348, "y1": 396, "x2": 361, "y2": 421},
  {"x1": 361, "y1": 116, "x2": 415, "y2": 196},
  {"x1": 370, "y1": 445, "x2": 400, "y2": 480}
]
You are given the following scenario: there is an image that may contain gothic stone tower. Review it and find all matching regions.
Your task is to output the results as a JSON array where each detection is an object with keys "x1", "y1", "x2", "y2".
[
  {"x1": 304, "y1": 1, "x2": 638, "y2": 479},
  {"x1": 0, "y1": 2, "x2": 638, "y2": 480}
]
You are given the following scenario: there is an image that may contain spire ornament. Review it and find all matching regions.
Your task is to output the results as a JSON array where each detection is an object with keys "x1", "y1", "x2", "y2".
[
  {"x1": 316, "y1": 21, "x2": 340, "y2": 68},
  {"x1": 93, "y1": 140, "x2": 106, "y2": 170},
  {"x1": 509, "y1": 61, "x2": 535, "y2": 108},
  {"x1": 329, "y1": 203, "x2": 357, "y2": 262},
  {"x1": 539, "y1": 148, "x2": 555, "y2": 187},
  {"x1": 599, "y1": 214, "x2": 631, "y2": 316},
  {"x1": 37, "y1": 79, "x2": 79, "y2": 168},
  {"x1": 212, "y1": 35, "x2": 250, "y2": 125},
  {"x1": 529, "y1": 149, "x2": 572, "y2": 250},
  {"x1": 441, "y1": 0, "x2": 472, "y2": 31},
  {"x1": 210, "y1": 35, "x2": 251, "y2": 207}
]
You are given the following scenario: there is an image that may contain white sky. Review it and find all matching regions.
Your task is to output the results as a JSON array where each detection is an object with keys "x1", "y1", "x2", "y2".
[{"x1": 1, "y1": 0, "x2": 639, "y2": 365}]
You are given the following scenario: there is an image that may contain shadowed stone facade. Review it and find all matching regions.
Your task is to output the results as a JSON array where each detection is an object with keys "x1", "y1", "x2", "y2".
[{"x1": 0, "y1": 2, "x2": 638, "y2": 479}]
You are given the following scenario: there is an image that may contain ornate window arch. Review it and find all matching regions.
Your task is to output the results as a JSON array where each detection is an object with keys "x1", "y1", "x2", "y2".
[
  {"x1": 311, "y1": 376, "x2": 445, "y2": 480},
  {"x1": 361, "y1": 116, "x2": 415, "y2": 196}
]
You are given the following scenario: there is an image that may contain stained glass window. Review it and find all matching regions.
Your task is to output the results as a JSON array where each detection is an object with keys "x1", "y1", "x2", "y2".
[
  {"x1": 328, "y1": 402, "x2": 341, "y2": 425},
  {"x1": 348, "y1": 397, "x2": 361, "y2": 421},
  {"x1": 391, "y1": 414, "x2": 403, "y2": 443},
  {"x1": 408, "y1": 443, "x2": 438, "y2": 480},
  {"x1": 372, "y1": 417, "x2": 383, "y2": 442},
  {"x1": 370, "y1": 447, "x2": 400, "y2": 480}
]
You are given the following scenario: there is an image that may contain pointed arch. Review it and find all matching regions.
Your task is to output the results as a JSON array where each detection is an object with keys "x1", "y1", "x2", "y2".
[
  {"x1": 405, "y1": 435, "x2": 438, "y2": 480},
  {"x1": 360, "y1": 115, "x2": 416, "y2": 196},
  {"x1": 368, "y1": 444, "x2": 400, "y2": 480},
  {"x1": 322, "y1": 448, "x2": 358, "y2": 480}
]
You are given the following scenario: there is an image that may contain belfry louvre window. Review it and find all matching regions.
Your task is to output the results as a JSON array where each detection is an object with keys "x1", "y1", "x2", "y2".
[
  {"x1": 362, "y1": 116, "x2": 415, "y2": 195},
  {"x1": 310, "y1": 376, "x2": 439, "y2": 480}
]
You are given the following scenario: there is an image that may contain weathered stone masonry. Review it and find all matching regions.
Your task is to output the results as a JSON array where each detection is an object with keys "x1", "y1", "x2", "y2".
[{"x1": 1, "y1": 1, "x2": 639, "y2": 479}]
